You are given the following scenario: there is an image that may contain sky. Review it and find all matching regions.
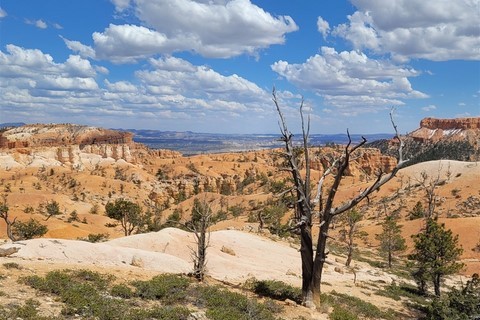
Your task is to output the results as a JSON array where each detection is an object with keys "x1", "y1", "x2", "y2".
[{"x1": 0, "y1": 0, "x2": 479, "y2": 134}]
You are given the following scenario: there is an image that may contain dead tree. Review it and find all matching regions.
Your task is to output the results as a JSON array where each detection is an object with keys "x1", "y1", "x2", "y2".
[
  {"x1": 186, "y1": 198, "x2": 214, "y2": 281},
  {"x1": 273, "y1": 88, "x2": 408, "y2": 308},
  {"x1": 0, "y1": 196, "x2": 16, "y2": 241},
  {"x1": 417, "y1": 169, "x2": 442, "y2": 219},
  {"x1": 339, "y1": 209, "x2": 366, "y2": 267}
]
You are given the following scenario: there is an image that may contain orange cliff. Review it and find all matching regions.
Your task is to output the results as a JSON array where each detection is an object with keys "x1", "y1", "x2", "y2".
[
  {"x1": 0, "y1": 124, "x2": 134, "y2": 149},
  {"x1": 409, "y1": 117, "x2": 480, "y2": 143}
]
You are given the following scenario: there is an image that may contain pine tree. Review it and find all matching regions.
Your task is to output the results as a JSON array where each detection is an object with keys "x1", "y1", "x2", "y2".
[
  {"x1": 409, "y1": 201, "x2": 425, "y2": 220},
  {"x1": 409, "y1": 218, "x2": 464, "y2": 296},
  {"x1": 376, "y1": 215, "x2": 406, "y2": 268}
]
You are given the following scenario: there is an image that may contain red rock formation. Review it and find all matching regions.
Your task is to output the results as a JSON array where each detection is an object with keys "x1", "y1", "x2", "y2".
[
  {"x1": 420, "y1": 117, "x2": 480, "y2": 130},
  {"x1": 409, "y1": 117, "x2": 480, "y2": 143},
  {"x1": 309, "y1": 147, "x2": 397, "y2": 177},
  {"x1": 0, "y1": 124, "x2": 134, "y2": 149}
]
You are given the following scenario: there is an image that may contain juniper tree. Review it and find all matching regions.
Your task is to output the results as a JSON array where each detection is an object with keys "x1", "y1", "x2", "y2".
[{"x1": 105, "y1": 198, "x2": 143, "y2": 236}]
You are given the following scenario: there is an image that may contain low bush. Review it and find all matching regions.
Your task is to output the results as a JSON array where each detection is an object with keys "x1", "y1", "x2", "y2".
[
  {"x1": 249, "y1": 279, "x2": 302, "y2": 304},
  {"x1": 197, "y1": 286, "x2": 277, "y2": 320},
  {"x1": 3, "y1": 262, "x2": 22, "y2": 270},
  {"x1": 0, "y1": 299, "x2": 54, "y2": 320},
  {"x1": 19, "y1": 269, "x2": 283, "y2": 320},
  {"x1": 330, "y1": 305, "x2": 358, "y2": 320},
  {"x1": 12, "y1": 218, "x2": 48, "y2": 240},
  {"x1": 131, "y1": 274, "x2": 190, "y2": 303},
  {"x1": 110, "y1": 283, "x2": 134, "y2": 299}
]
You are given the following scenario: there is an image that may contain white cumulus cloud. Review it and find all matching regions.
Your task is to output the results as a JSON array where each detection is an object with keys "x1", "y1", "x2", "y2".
[
  {"x1": 332, "y1": 0, "x2": 480, "y2": 61},
  {"x1": 317, "y1": 16, "x2": 330, "y2": 39},
  {"x1": 0, "y1": 46, "x2": 275, "y2": 132},
  {"x1": 72, "y1": 0, "x2": 298, "y2": 62},
  {"x1": 271, "y1": 46, "x2": 427, "y2": 114},
  {"x1": 92, "y1": 24, "x2": 170, "y2": 63}
]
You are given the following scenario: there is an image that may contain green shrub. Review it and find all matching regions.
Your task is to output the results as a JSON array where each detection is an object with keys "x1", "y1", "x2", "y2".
[
  {"x1": 12, "y1": 218, "x2": 48, "y2": 240},
  {"x1": 330, "y1": 291, "x2": 394, "y2": 320},
  {"x1": 125, "y1": 306, "x2": 190, "y2": 320},
  {"x1": 0, "y1": 299, "x2": 53, "y2": 320},
  {"x1": 21, "y1": 269, "x2": 113, "y2": 294},
  {"x1": 21, "y1": 270, "x2": 126, "y2": 319},
  {"x1": 78, "y1": 233, "x2": 110, "y2": 243},
  {"x1": 110, "y1": 284, "x2": 134, "y2": 299},
  {"x1": 3, "y1": 262, "x2": 21, "y2": 270},
  {"x1": 376, "y1": 282, "x2": 426, "y2": 306},
  {"x1": 250, "y1": 279, "x2": 302, "y2": 304},
  {"x1": 330, "y1": 305, "x2": 358, "y2": 320},
  {"x1": 198, "y1": 286, "x2": 276, "y2": 320},
  {"x1": 424, "y1": 273, "x2": 480, "y2": 320},
  {"x1": 131, "y1": 274, "x2": 190, "y2": 303}
]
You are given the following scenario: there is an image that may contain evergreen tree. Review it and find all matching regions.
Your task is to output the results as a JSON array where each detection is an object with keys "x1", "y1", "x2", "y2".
[
  {"x1": 409, "y1": 218, "x2": 464, "y2": 296},
  {"x1": 409, "y1": 201, "x2": 425, "y2": 220},
  {"x1": 45, "y1": 200, "x2": 61, "y2": 220},
  {"x1": 376, "y1": 215, "x2": 406, "y2": 268},
  {"x1": 105, "y1": 199, "x2": 143, "y2": 236},
  {"x1": 425, "y1": 273, "x2": 480, "y2": 319},
  {"x1": 12, "y1": 218, "x2": 48, "y2": 240}
]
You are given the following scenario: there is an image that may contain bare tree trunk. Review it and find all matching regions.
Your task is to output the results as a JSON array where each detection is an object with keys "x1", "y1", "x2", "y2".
[
  {"x1": 1, "y1": 199, "x2": 16, "y2": 241},
  {"x1": 346, "y1": 248, "x2": 353, "y2": 267},
  {"x1": 345, "y1": 224, "x2": 355, "y2": 267},
  {"x1": 310, "y1": 216, "x2": 332, "y2": 306},
  {"x1": 194, "y1": 216, "x2": 208, "y2": 281},
  {"x1": 433, "y1": 274, "x2": 441, "y2": 296},
  {"x1": 299, "y1": 225, "x2": 314, "y2": 304},
  {"x1": 189, "y1": 198, "x2": 212, "y2": 282},
  {"x1": 5, "y1": 220, "x2": 16, "y2": 241},
  {"x1": 272, "y1": 88, "x2": 407, "y2": 309}
]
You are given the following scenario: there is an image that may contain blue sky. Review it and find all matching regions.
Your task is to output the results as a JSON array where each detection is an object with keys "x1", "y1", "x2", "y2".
[{"x1": 0, "y1": 0, "x2": 479, "y2": 134}]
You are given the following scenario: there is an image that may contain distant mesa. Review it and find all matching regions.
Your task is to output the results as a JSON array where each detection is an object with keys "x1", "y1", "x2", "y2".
[
  {"x1": 0, "y1": 122, "x2": 26, "y2": 129},
  {"x1": 369, "y1": 116, "x2": 480, "y2": 165},
  {"x1": 409, "y1": 117, "x2": 480, "y2": 143},
  {"x1": 0, "y1": 123, "x2": 133, "y2": 149}
]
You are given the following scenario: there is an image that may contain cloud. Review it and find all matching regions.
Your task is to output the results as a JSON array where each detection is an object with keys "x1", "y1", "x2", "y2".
[
  {"x1": 71, "y1": 0, "x2": 298, "y2": 62},
  {"x1": 111, "y1": 0, "x2": 131, "y2": 11},
  {"x1": 271, "y1": 46, "x2": 427, "y2": 114},
  {"x1": 332, "y1": 0, "x2": 480, "y2": 61},
  {"x1": 137, "y1": 56, "x2": 268, "y2": 103},
  {"x1": 0, "y1": 46, "x2": 275, "y2": 132},
  {"x1": 0, "y1": 45, "x2": 99, "y2": 92},
  {"x1": 92, "y1": 24, "x2": 170, "y2": 63},
  {"x1": 104, "y1": 79, "x2": 138, "y2": 93},
  {"x1": 0, "y1": 7, "x2": 7, "y2": 18},
  {"x1": 61, "y1": 36, "x2": 96, "y2": 60},
  {"x1": 317, "y1": 16, "x2": 330, "y2": 39},
  {"x1": 25, "y1": 19, "x2": 48, "y2": 29},
  {"x1": 35, "y1": 20, "x2": 47, "y2": 29},
  {"x1": 421, "y1": 104, "x2": 437, "y2": 111}
]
